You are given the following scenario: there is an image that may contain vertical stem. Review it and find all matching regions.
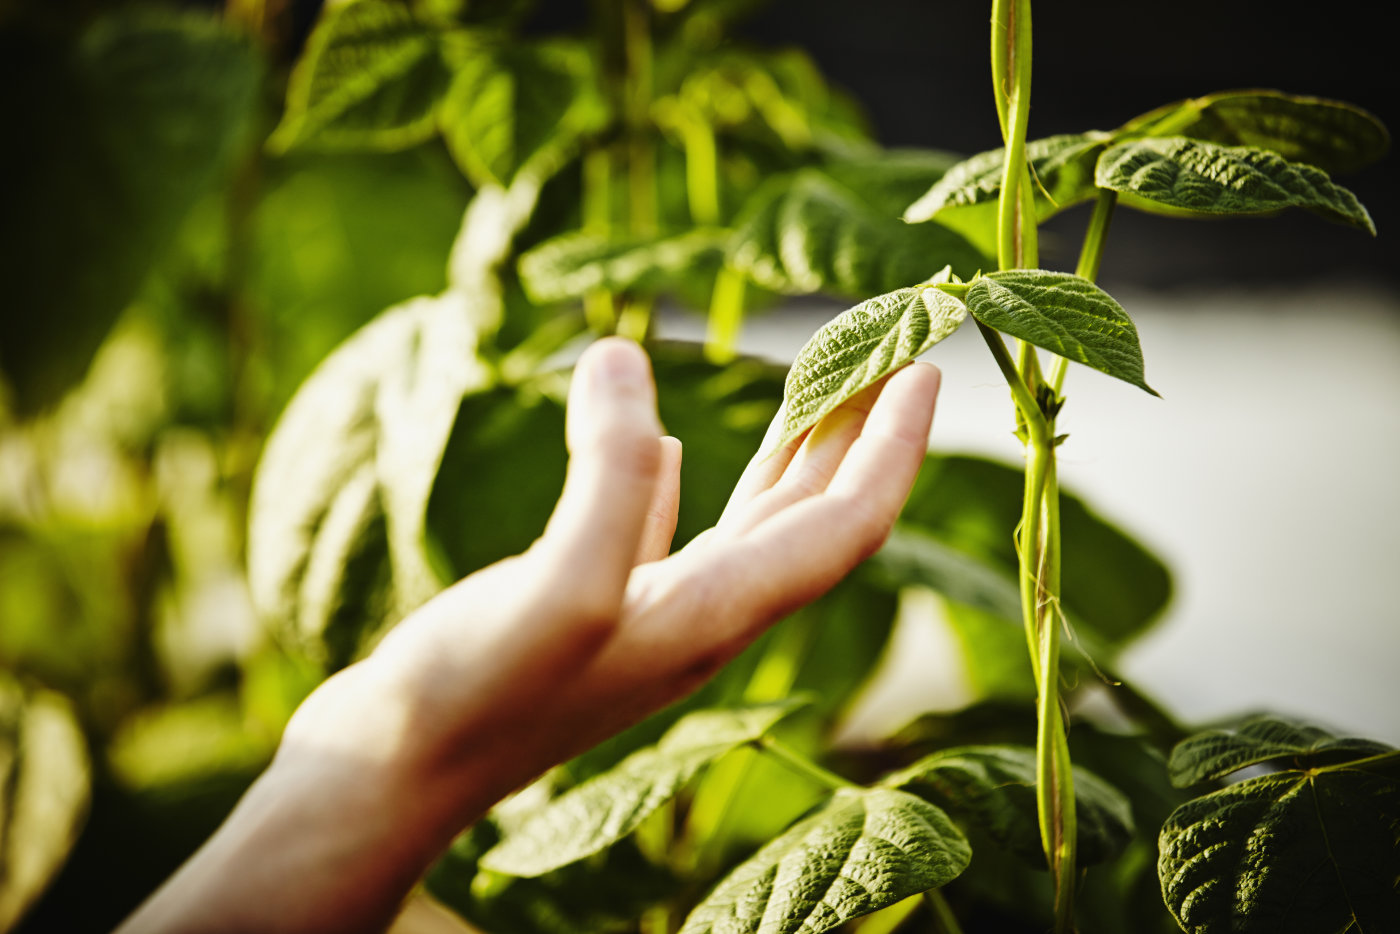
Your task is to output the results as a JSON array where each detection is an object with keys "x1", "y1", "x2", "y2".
[
  {"x1": 704, "y1": 266, "x2": 746, "y2": 362},
  {"x1": 623, "y1": 0, "x2": 656, "y2": 237},
  {"x1": 582, "y1": 146, "x2": 618, "y2": 334},
  {"x1": 925, "y1": 890, "x2": 967, "y2": 934},
  {"x1": 990, "y1": 3, "x2": 1076, "y2": 931},
  {"x1": 681, "y1": 114, "x2": 721, "y2": 227},
  {"x1": 1049, "y1": 188, "x2": 1117, "y2": 394}
]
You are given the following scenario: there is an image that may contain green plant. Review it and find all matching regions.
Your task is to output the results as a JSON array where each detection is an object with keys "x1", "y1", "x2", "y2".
[
  {"x1": 3, "y1": 0, "x2": 1397, "y2": 931},
  {"x1": 242, "y1": 0, "x2": 1400, "y2": 932}
]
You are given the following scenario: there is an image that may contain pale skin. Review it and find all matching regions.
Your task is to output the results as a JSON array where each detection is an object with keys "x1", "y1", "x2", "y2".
[{"x1": 118, "y1": 338, "x2": 942, "y2": 934}]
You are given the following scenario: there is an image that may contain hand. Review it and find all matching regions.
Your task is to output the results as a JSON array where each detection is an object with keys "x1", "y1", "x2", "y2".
[{"x1": 119, "y1": 338, "x2": 941, "y2": 934}]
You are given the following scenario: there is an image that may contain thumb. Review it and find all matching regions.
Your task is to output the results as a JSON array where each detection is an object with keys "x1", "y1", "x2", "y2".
[{"x1": 538, "y1": 338, "x2": 664, "y2": 607}]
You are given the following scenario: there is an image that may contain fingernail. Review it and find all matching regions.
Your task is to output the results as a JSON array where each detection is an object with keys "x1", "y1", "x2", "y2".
[{"x1": 592, "y1": 339, "x2": 649, "y2": 389}]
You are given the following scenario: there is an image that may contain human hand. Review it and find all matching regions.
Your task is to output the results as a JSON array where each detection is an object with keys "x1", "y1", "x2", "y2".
[{"x1": 119, "y1": 338, "x2": 940, "y2": 934}]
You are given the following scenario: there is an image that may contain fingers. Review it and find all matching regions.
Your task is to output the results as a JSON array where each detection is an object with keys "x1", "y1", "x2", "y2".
[
  {"x1": 720, "y1": 376, "x2": 886, "y2": 535},
  {"x1": 539, "y1": 338, "x2": 664, "y2": 609},
  {"x1": 634, "y1": 436, "x2": 683, "y2": 565},
  {"x1": 717, "y1": 363, "x2": 941, "y2": 624},
  {"x1": 717, "y1": 402, "x2": 801, "y2": 527}
]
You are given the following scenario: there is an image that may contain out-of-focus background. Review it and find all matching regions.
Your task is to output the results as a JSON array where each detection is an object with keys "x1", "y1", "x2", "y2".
[{"x1": 1, "y1": 0, "x2": 1396, "y2": 931}]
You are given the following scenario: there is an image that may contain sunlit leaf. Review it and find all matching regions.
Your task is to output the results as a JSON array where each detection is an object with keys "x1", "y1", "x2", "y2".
[
  {"x1": 780, "y1": 282, "x2": 966, "y2": 445},
  {"x1": 890, "y1": 453, "x2": 1173, "y2": 654},
  {"x1": 247, "y1": 294, "x2": 490, "y2": 666},
  {"x1": 679, "y1": 788, "x2": 970, "y2": 934},
  {"x1": 883, "y1": 744, "x2": 1134, "y2": 867},
  {"x1": 1159, "y1": 762, "x2": 1400, "y2": 934},
  {"x1": 428, "y1": 817, "x2": 679, "y2": 934},
  {"x1": 903, "y1": 132, "x2": 1110, "y2": 223},
  {"x1": 0, "y1": 678, "x2": 90, "y2": 930},
  {"x1": 518, "y1": 229, "x2": 727, "y2": 304},
  {"x1": 728, "y1": 169, "x2": 986, "y2": 298},
  {"x1": 440, "y1": 38, "x2": 608, "y2": 187},
  {"x1": 269, "y1": 0, "x2": 451, "y2": 152},
  {"x1": 1168, "y1": 715, "x2": 1394, "y2": 788},
  {"x1": 0, "y1": 9, "x2": 260, "y2": 412},
  {"x1": 482, "y1": 702, "x2": 806, "y2": 877},
  {"x1": 1096, "y1": 137, "x2": 1375, "y2": 233},
  {"x1": 1118, "y1": 89, "x2": 1390, "y2": 176},
  {"x1": 964, "y1": 270, "x2": 1156, "y2": 394}
]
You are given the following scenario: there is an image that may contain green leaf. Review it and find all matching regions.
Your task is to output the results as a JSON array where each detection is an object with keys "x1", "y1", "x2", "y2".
[
  {"x1": 965, "y1": 270, "x2": 1156, "y2": 394},
  {"x1": 1, "y1": 677, "x2": 90, "y2": 931},
  {"x1": 269, "y1": 0, "x2": 451, "y2": 152},
  {"x1": 903, "y1": 132, "x2": 1110, "y2": 223},
  {"x1": 727, "y1": 169, "x2": 987, "y2": 298},
  {"x1": 882, "y1": 744, "x2": 1134, "y2": 867},
  {"x1": 1095, "y1": 137, "x2": 1376, "y2": 233},
  {"x1": 868, "y1": 528, "x2": 1024, "y2": 624},
  {"x1": 1118, "y1": 89, "x2": 1390, "y2": 176},
  {"x1": 679, "y1": 788, "x2": 971, "y2": 934},
  {"x1": 0, "y1": 9, "x2": 260, "y2": 412},
  {"x1": 250, "y1": 174, "x2": 537, "y2": 666},
  {"x1": 481, "y1": 702, "x2": 806, "y2": 877},
  {"x1": 1168, "y1": 716, "x2": 1394, "y2": 788},
  {"x1": 819, "y1": 148, "x2": 964, "y2": 218},
  {"x1": 440, "y1": 39, "x2": 608, "y2": 187},
  {"x1": 780, "y1": 284, "x2": 967, "y2": 445},
  {"x1": 518, "y1": 229, "x2": 728, "y2": 304},
  {"x1": 1159, "y1": 764, "x2": 1400, "y2": 934},
  {"x1": 428, "y1": 817, "x2": 678, "y2": 934},
  {"x1": 248, "y1": 294, "x2": 491, "y2": 667}
]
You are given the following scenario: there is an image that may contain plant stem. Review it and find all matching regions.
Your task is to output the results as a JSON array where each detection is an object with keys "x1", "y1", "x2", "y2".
[
  {"x1": 753, "y1": 736, "x2": 856, "y2": 791},
  {"x1": 1074, "y1": 189, "x2": 1117, "y2": 282},
  {"x1": 991, "y1": 3, "x2": 1077, "y2": 930},
  {"x1": 992, "y1": 0, "x2": 1038, "y2": 272},
  {"x1": 925, "y1": 889, "x2": 966, "y2": 934},
  {"x1": 582, "y1": 145, "x2": 618, "y2": 334},
  {"x1": 975, "y1": 320, "x2": 1044, "y2": 439},
  {"x1": 1038, "y1": 453, "x2": 1077, "y2": 933},
  {"x1": 704, "y1": 267, "x2": 746, "y2": 362}
]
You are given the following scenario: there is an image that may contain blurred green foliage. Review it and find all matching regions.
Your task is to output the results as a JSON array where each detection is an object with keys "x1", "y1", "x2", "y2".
[{"x1": 0, "y1": 1, "x2": 1276, "y2": 932}]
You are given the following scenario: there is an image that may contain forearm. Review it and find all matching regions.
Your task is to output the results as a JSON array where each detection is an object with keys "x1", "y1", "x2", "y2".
[{"x1": 116, "y1": 662, "x2": 493, "y2": 934}]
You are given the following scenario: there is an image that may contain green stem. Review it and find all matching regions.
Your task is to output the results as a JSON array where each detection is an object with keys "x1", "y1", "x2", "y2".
[
  {"x1": 582, "y1": 145, "x2": 617, "y2": 334},
  {"x1": 853, "y1": 896, "x2": 921, "y2": 934},
  {"x1": 1074, "y1": 189, "x2": 1117, "y2": 282},
  {"x1": 975, "y1": 320, "x2": 1044, "y2": 437},
  {"x1": 925, "y1": 889, "x2": 966, "y2": 934},
  {"x1": 1018, "y1": 432, "x2": 1052, "y2": 687},
  {"x1": 705, "y1": 266, "x2": 747, "y2": 363},
  {"x1": 1314, "y1": 750, "x2": 1400, "y2": 774},
  {"x1": 1049, "y1": 188, "x2": 1117, "y2": 393},
  {"x1": 681, "y1": 113, "x2": 721, "y2": 227},
  {"x1": 754, "y1": 737, "x2": 856, "y2": 791},
  {"x1": 1038, "y1": 452, "x2": 1077, "y2": 933},
  {"x1": 992, "y1": 0, "x2": 1037, "y2": 271},
  {"x1": 623, "y1": 0, "x2": 656, "y2": 238}
]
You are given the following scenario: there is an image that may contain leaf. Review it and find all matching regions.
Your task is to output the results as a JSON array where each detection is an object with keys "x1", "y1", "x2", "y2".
[
  {"x1": 249, "y1": 175, "x2": 537, "y2": 666},
  {"x1": 1159, "y1": 764, "x2": 1400, "y2": 934},
  {"x1": 481, "y1": 702, "x2": 806, "y2": 877},
  {"x1": 780, "y1": 284, "x2": 966, "y2": 445},
  {"x1": 727, "y1": 169, "x2": 987, "y2": 298},
  {"x1": 903, "y1": 132, "x2": 1110, "y2": 223},
  {"x1": 679, "y1": 788, "x2": 971, "y2": 934},
  {"x1": 269, "y1": 0, "x2": 451, "y2": 152},
  {"x1": 898, "y1": 454, "x2": 1172, "y2": 651},
  {"x1": 0, "y1": 677, "x2": 90, "y2": 931},
  {"x1": 1095, "y1": 137, "x2": 1375, "y2": 233},
  {"x1": 964, "y1": 270, "x2": 1156, "y2": 394},
  {"x1": 247, "y1": 294, "x2": 489, "y2": 666},
  {"x1": 518, "y1": 229, "x2": 728, "y2": 304},
  {"x1": 882, "y1": 744, "x2": 1134, "y2": 867},
  {"x1": 0, "y1": 9, "x2": 260, "y2": 412},
  {"x1": 1117, "y1": 89, "x2": 1390, "y2": 176},
  {"x1": 440, "y1": 39, "x2": 608, "y2": 187},
  {"x1": 428, "y1": 817, "x2": 679, "y2": 934},
  {"x1": 1168, "y1": 716, "x2": 1394, "y2": 788},
  {"x1": 868, "y1": 528, "x2": 1024, "y2": 624}
]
